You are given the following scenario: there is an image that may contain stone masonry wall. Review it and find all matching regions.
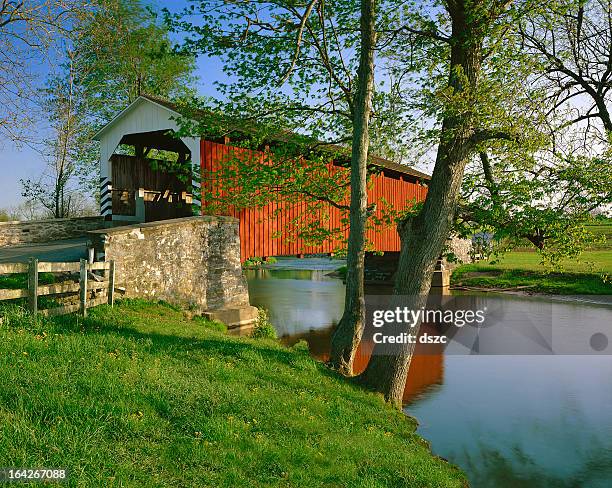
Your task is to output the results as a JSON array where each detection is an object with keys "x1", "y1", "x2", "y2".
[
  {"x1": 89, "y1": 216, "x2": 252, "y2": 313},
  {"x1": 0, "y1": 216, "x2": 106, "y2": 247},
  {"x1": 446, "y1": 235, "x2": 473, "y2": 265}
]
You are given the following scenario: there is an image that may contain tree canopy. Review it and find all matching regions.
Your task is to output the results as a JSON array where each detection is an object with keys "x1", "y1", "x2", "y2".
[
  {"x1": 0, "y1": 0, "x2": 83, "y2": 144},
  {"x1": 19, "y1": 0, "x2": 198, "y2": 217}
]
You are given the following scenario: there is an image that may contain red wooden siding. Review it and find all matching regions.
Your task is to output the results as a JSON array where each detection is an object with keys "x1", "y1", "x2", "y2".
[{"x1": 200, "y1": 140, "x2": 427, "y2": 262}]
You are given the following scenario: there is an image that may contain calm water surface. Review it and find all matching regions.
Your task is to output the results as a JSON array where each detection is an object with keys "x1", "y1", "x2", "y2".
[{"x1": 245, "y1": 258, "x2": 612, "y2": 488}]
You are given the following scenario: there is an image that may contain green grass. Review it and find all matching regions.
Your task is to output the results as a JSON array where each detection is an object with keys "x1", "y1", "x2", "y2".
[
  {"x1": 0, "y1": 272, "x2": 56, "y2": 290},
  {"x1": 0, "y1": 300, "x2": 466, "y2": 487},
  {"x1": 453, "y1": 251, "x2": 612, "y2": 295},
  {"x1": 584, "y1": 221, "x2": 612, "y2": 250},
  {"x1": 0, "y1": 273, "x2": 63, "y2": 312}
]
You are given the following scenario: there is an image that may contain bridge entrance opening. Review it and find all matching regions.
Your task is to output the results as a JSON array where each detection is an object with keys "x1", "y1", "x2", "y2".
[{"x1": 108, "y1": 130, "x2": 195, "y2": 223}]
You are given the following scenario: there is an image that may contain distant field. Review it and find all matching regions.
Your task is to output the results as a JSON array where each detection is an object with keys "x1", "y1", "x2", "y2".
[
  {"x1": 453, "y1": 250, "x2": 612, "y2": 295},
  {"x1": 475, "y1": 250, "x2": 612, "y2": 274},
  {"x1": 586, "y1": 221, "x2": 612, "y2": 249}
]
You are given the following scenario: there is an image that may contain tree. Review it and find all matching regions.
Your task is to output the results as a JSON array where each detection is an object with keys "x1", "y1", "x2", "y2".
[
  {"x1": 6, "y1": 200, "x2": 45, "y2": 221},
  {"x1": 21, "y1": 49, "x2": 94, "y2": 218},
  {"x1": 459, "y1": 146, "x2": 611, "y2": 267},
  {"x1": 75, "y1": 0, "x2": 196, "y2": 127},
  {"x1": 358, "y1": 0, "x2": 528, "y2": 404},
  {"x1": 329, "y1": 0, "x2": 377, "y2": 374},
  {"x1": 0, "y1": 0, "x2": 83, "y2": 144},
  {"x1": 170, "y1": 0, "x2": 405, "y2": 374},
  {"x1": 520, "y1": 0, "x2": 612, "y2": 139},
  {"x1": 458, "y1": 0, "x2": 612, "y2": 265}
]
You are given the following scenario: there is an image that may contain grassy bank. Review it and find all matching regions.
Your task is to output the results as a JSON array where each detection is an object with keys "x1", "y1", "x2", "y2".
[
  {"x1": 0, "y1": 300, "x2": 466, "y2": 487},
  {"x1": 452, "y1": 251, "x2": 612, "y2": 295}
]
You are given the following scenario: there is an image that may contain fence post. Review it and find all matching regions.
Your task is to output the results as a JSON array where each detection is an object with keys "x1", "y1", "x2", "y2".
[
  {"x1": 28, "y1": 258, "x2": 38, "y2": 315},
  {"x1": 80, "y1": 259, "x2": 88, "y2": 317},
  {"x1": 108, "y1": 261, "x2": 115, "y2": 307}
]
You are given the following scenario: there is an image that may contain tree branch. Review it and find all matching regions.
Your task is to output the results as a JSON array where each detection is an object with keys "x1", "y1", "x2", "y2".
[
  {"x1": 470, "y1": 128, "x2": 519, "y2": 145},
  {"x1": 279, "y1": 0, "x2": 318, "y2": 85}
]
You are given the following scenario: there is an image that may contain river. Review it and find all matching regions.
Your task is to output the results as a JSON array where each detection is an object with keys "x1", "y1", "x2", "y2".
[{"x1": 245, "y1": 258, "x2": 612, "y2": 488}]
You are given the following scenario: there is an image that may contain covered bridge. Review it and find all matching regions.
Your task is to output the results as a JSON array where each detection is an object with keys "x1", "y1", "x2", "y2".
[{"x1": 93, "y1": 95, "x2": 429, "y2": 261}]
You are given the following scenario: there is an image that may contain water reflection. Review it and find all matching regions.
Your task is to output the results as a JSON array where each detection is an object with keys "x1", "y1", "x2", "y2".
[
  {"x1": 279, "y1": 321, "x2": 445, "y2": 403},
  {"x1": 246, "y1": 261, "x2": 449, "y2": 402},
  {"x1": 246, "y1": 266, "x2": 345, "y2": 337},
  {"x1": 245, "y1": 259, "x2": 612, "y2": 487},
  {"x1": 411, "y1": 355, "x2": 612, "y2": 488}
]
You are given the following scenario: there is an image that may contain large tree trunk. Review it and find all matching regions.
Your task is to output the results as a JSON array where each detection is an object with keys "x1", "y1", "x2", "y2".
[
  {"x1": 358, "y1": 1, "x2": 487, "y2": 404},
  {"x1": 328, "y1": 0, "x2": 377, "y2": 375}
]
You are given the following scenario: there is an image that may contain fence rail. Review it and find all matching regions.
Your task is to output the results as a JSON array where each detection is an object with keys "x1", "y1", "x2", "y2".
[{"x1": 0, "y1": 258, "x2": 116, "y2": 319}]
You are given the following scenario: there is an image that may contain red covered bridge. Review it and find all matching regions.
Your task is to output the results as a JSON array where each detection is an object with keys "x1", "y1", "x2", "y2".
[{"x1": 94, "y1": 96, "x2": 429, "y2": 262}]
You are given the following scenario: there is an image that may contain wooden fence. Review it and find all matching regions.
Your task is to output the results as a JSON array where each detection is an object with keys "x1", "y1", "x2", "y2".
[{"x1": 0, "y1": 259, "x2": 116, "y2": 319}]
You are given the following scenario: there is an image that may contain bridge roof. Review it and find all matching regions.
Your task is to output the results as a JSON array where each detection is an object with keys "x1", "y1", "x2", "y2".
[{"x1": 99, "y1": 94, "x2": 430, "y2": 181}]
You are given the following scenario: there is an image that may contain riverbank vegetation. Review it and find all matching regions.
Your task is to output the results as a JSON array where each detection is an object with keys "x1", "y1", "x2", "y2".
[
  {"x1": 0, "y1": 300, "x2": 466, "y2": 487},
  {"x1": 242, "y1": 256, "x2": 277, "y2": 269},
  {"x1": 452, "y1": 250, "x2": 611, "y2": 295}
]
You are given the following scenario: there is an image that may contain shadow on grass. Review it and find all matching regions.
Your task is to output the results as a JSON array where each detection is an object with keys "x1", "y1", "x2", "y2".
[{"x1": 45, "y1": 305, "x2": 349, "y2": 389}]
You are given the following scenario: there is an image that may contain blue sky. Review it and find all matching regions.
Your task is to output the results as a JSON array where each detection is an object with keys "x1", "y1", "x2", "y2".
[{"x1": 0, "y1": 0, "x2": 227, "y2": 210}]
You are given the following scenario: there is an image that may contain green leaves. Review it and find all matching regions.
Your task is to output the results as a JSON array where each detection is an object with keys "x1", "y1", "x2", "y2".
[
  {"x1": 460, "y1": 147, "x2": 611, "y2": 268},
  {"x1": 75, "y1": 0, "x2": 196, "y2": 126}
]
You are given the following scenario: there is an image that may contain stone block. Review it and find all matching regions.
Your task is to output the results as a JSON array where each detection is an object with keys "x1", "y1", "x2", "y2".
[
  {"x1": 0, "y1": 216, "x2": 106, "y2": 247},
  {"x1": 430, "y1": 269, "x2": 451, "y2": 295},
  {"x1": 202, "y1": 305, "x2": 259, "y2": 328}
]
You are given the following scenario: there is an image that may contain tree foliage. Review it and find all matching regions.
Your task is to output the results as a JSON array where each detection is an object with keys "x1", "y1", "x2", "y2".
[
  {"x1": 75, "y1": 0, "x2": 196, "y2": 126},
  {"x1": 0, "y1": 0, "x2": 83, "y2": 144},
  {"x1": 461, "y1": 149, "x2": 611, "y2": 266},
  {"x1": 21, "y1": 50, "x2": 97, "y2": 218},
  {"x1": 19, "y1": 0, "x2": 198, "y2": 214},
  {"x1": 458, "y1": 0, "x2": 612, "y2": 265},
  {"x1": 168, "y1": 0, "x2": 417, "y2": 249}
]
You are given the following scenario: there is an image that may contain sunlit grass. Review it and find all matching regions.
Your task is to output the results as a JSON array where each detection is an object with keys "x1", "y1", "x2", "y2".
[
  {"x1": 0, "y1": 300, "x2": 466, "y2": 487},
  {"x1": 453, "y1": 251, "x2": 612, "y2": 295}
]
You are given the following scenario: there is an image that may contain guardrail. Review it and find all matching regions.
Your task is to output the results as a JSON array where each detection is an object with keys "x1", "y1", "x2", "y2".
[{"x1": 0, "y1": 259, "x2": 116, "y2": 319}]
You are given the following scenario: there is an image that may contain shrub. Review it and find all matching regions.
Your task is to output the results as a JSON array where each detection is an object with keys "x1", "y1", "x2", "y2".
[
  {"x1": 250, "y1": 308, "x2": 277, "y2": 339},
  {"x1": 291, "y1": 339, "x2": 310, "y2": 353},
  {"x1": 242, "y1": 257, "x2": 263, "y2": 268},
  {"x1": 243, "y1": 256, "x2": 277, "y2": 268}
]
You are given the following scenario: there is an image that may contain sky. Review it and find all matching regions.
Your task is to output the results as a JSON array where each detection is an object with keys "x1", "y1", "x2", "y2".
[{"x1": 0, "y1": 0, "x2": 226, "y2": 210}]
